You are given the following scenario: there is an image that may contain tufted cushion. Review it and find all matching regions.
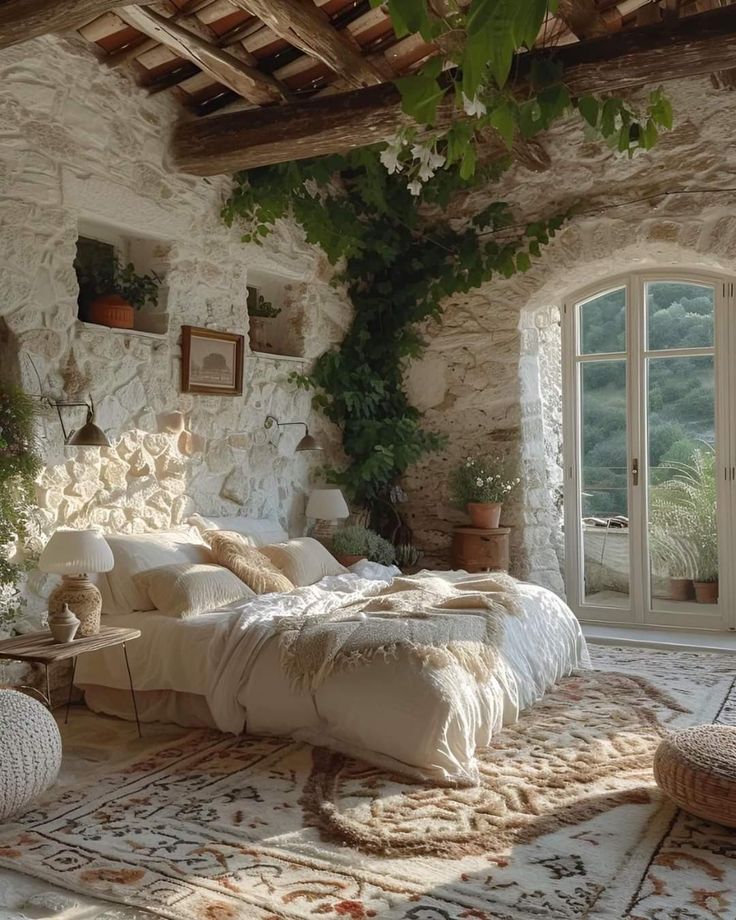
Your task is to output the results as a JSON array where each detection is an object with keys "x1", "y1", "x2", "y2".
[
  {"x1": 259, "y1": 537, "x2": 347, "y2": 587},
  {"x1": 0, "y1": 689, "x2": 62, "y2": 821},
  {"x1": 134, "y1": 563, "x2": 255, "y2": 618},
  {"x1": 205, "y1": 531, "x2": 294, "y2": 595},
  {"x1": 653, "y1": 724, "x2": 736, "y2": 827}
]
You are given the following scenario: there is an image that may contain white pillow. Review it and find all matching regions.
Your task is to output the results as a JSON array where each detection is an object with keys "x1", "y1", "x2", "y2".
[
  {"x1": 259, "y1": 537, "x2": 347, "y2": 587},
  {"x1": 188, "y1": 513, "x2": 288, "y2": 546},
  {"x1": 134, "y1": 563, "x2": 254, "y2": 618},
  {"x1": 104, "y1": 530, "x2": 213, "y2": 614}
]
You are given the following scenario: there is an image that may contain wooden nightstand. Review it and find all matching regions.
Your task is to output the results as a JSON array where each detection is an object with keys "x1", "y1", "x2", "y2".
[
  {"x1": 452, "y1": 527, "x2": 511, "y2": 573},
  {"x1": 0, "y1": 626, "x2": 142, "y2": 737}
]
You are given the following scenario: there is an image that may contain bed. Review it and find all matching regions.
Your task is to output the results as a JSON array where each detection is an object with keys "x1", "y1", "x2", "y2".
[{"x1": 74, "y1": 519, "x2": 590, "y2": 786}]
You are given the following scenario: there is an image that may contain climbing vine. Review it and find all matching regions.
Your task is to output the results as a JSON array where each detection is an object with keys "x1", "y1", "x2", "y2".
[
  {"x1": 0, "y1": 387, "x2": 41, "y2": 632},
  {"x1": 223, "y1": 0, "x2": 672, "y2": 537}
]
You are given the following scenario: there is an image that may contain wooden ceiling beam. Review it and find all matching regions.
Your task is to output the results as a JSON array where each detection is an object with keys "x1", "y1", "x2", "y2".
[
  {"x1": 172, "y1": 4, "x2": 736, "y2": 175},
  {"x1": 0, "y1": 0, "x2": 151, "y2": 49},
  {"x1": 228, "y1": 0, "x2": 386, "y2": 88},
  {"x1": 118, "y1": 5, "x2": 286, "y2": 104},
  {"x1": 556, "y1": 0, "x2": 612, "y2": 38}
]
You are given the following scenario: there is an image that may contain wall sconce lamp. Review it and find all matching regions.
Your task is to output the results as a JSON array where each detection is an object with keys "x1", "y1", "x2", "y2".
[
  {"x1": 264, "y1": 414, "x2": 322, "y2": 452},
  {"x1": 51, "y1": 397, "x2": 111, "y2": 447}
]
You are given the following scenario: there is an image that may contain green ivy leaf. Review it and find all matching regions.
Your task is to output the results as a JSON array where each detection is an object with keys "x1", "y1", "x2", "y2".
[
  {"x1": 396, "y1": 73, "x2": 446, "y2": 124},
  {"x1": 489, "y1": 102, "x2": 516, "y2": 148},
  {"x1": 577, "y1": 95, "x2": 599, "y2": 128}
]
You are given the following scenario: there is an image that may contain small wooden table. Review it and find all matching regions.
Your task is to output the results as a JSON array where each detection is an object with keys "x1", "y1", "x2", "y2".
[
  {"x1": 0, "y1": 626, "x2": 142, "y2": 737},
  {"x1": 452, "y1": 526, "x2": 511, "y2": 573}
]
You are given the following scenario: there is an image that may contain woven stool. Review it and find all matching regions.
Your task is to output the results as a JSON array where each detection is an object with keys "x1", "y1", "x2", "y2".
[
  {"x1": 0, "y1": 689, "x2": 62, "y2": 821},
  {"x1": 654, "y1": 724, "x2": 736, "y2": 827}
]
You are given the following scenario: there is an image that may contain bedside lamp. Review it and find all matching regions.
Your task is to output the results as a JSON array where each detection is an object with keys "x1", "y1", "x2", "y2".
[
  {"x1": 306, "y1": 488, "x2": 349, "y2": 542},
  {"x1": 39, "y1": 529, "x2": 114, "y2": 638}
]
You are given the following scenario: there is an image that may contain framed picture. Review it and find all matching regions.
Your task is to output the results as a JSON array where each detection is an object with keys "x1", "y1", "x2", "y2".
[{"x1": 181, "y1": 325, "x2": 244, "y2": 396}]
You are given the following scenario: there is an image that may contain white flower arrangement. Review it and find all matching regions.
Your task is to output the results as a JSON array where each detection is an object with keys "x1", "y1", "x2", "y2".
[
  {"x1": 378, "y1": 130, "x2": 446, "y2": 195},
  {"x1": 450, "y1": 455, "x2": 520, "y2": 506}
]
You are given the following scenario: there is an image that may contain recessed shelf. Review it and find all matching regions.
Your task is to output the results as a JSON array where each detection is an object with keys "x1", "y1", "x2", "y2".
[
  {"x1": 76, "y1": 321, "x2": 168, "y2": 344},
  {"x1": 251, "y1": 351, "x2": 306, "y2": 363}
]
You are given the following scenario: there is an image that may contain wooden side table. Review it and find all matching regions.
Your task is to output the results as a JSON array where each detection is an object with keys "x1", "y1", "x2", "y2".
[
  {"x1": 452, "y1": 526, "x2": 511, "y2": 573},
  {"x1": 0, "y1": 626, "x2": 142, "y2": 737}
]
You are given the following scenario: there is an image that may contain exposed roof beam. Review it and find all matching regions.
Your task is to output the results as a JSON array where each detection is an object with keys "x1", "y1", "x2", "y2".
[
  {"x1": 229, "y1": 0, "x2": 386, "y2": 88},
  {"x1": 0, "y1": 0, "x2": 146, "y2": 49},
  {"x1": 118, "y1": 5, "x2": 286, "y2": 104},
  {"x1": 556, "y1": 0, "x2": 612, "y2": 38},
  {"x1": 172, "y1": 5, "x2": 736, "y2": 175}
]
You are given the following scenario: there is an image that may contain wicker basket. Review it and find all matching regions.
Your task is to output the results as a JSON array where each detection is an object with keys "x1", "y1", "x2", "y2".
[{"x1": 653, "y1": 724, "x2": 736, "y2": 827}]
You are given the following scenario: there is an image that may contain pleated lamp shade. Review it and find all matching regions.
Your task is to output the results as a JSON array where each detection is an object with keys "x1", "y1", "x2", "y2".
[
  {"x1": 39, "y1": 529, "x2": 114, "y2": 574},
  {"x1": 306, "y1": 488, "x2": 349, "y2": 521}
]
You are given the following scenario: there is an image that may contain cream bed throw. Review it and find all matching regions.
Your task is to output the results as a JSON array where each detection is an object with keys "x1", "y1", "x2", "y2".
[{"x1": 275, "y1": 571, "x2": 521, "y2": 692}]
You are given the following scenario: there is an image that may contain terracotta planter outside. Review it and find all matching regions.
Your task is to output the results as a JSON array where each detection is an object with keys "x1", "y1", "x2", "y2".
[
  {"x1": 88, "y1": 294, "x2": 135, "y2": 329},
  {"x1": 467, "y1": 502, "x2": 502, "y2": 529},
  {"x1": 669, "y1": 577, "x2": 695, "y2": 602},
  {"x1": 693, "y1": 580, "x2": 719, "y2": 604},
  {"x1": 334, "y1": 553, "x2": 366, "y2": 567}
]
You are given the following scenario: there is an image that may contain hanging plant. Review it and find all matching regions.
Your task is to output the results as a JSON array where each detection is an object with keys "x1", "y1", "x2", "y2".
[{"x1": 0, "y1": 386, "x2": 41, "y2": 634}]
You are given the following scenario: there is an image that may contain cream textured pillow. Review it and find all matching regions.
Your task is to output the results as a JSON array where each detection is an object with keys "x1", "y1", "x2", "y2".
[
  {"x1": 206, "y1": 531, "x2": 295, "y2": 595},
  {"x1": 134, "y1": 563, "x2": 254, "y2": 618},
  {"x1": 260, "y1": 537, "x2": 348, "y2": 587}
]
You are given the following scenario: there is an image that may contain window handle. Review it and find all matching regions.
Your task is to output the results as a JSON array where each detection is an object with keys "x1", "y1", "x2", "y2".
[{"x1": 631, "y1": 458, "x2": 639, "y2": 486}]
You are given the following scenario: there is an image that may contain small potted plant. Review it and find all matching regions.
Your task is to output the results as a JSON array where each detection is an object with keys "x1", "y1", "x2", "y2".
[
  {"x1": 77, "y1": 257, "x2": 161, "y2": 330},
  {"x1": 450, "y1": 455, "x2": 520, "y2": 529},
  {"x1": 332, "y1": 525, "x2": 395, "y2": 567},
  {"x1": 247, "y1": 286, "x2": 282, "y2": 353}
]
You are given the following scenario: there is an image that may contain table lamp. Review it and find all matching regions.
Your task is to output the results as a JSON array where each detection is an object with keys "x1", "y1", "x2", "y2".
[
  {"x1": 39, "y1": 529, "x2": 114, "y2": 637},
  {"x1": 306, "y1": 488, "x2": 349, "y2": 542}
]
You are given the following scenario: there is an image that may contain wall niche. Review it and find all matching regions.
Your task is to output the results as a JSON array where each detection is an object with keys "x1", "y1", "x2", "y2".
[
  {"x1": 247, "y1": 270, "x2": 305, "y2": 358},
  {"x1": 74, "y1": 219, "x2": 171, "y2": 337}
]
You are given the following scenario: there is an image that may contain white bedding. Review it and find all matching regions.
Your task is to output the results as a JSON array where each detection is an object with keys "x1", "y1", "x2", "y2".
[{"x1": 77, "y1": 569, "x2": 589, "y2": 785}]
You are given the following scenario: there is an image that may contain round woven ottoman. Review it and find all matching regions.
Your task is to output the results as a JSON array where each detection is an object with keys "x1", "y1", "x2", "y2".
[
  {"x1": 654, "y1": 724, "x2": 736, "y2": 827},
  {"x1": 0, "y1": 689, "x2": 62, "y2": 821}
]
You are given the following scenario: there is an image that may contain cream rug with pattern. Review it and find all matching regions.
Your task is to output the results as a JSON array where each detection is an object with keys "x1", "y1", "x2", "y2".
[{"x1": 1, "y1": 646, "x2": 735, "y2": 920}]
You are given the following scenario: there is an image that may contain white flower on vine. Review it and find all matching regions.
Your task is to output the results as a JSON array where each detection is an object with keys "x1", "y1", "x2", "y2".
[
  {"x1": 475, "y1": 477, "x2": 484, "y2": 487},
  {"x1": 407, "y1": 179, "x2": 422, "y2": 196},
  {"x1": 462, "y1": 93, "x2": 487, "y2": 118},
  {"x1": 380, "y1": 145, "x2": 402, "y2": 175}
]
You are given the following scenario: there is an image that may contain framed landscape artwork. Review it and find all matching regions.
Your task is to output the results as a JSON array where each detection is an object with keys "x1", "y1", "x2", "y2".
[{"x1": 181, "y1": 325, "x2": 244, "y2": 396}]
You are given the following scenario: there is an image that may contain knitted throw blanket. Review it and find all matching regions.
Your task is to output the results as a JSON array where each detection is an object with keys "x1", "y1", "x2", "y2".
[{"x1": 275, "y1": 572, "x2": 522, "y2": 692}]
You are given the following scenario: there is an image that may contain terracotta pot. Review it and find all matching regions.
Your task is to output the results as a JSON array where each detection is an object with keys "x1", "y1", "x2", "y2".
[
  {"x1": 669, "y1": 577, "x2": 695, "y2": 602},
  {"x1": 334, "y1": 553, "x2": 366, "y2": 567},
  {"x1": 88, "y1": 294, "x2": 135, "y2": 329},
  {"x1": 694, "y1": 580, "x2": 719, "y2": 604},
  {"x1": 467, "y1": 502, "x2": 502, "y2": 529}
]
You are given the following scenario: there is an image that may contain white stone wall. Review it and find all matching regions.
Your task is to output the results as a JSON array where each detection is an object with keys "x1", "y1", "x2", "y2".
[
  {"x1": 0, "y1": 34, "x2": 350, "y2": 592},
  {"x1": 404, "y1": 76, "x2": 736, "y2": 592}
]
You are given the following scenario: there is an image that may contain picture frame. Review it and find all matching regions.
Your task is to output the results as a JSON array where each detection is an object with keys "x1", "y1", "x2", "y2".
[{"x1": 181, "y1": 325, "x2": 244, "y2": 396}]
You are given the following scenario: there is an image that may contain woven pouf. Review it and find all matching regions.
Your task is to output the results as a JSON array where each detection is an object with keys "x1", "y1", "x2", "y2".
[
  {"x1": 0, "y1": 689, "x2": 62, "y2": 821},
  {"x1": 654, "y1": 724, "x2": 736, "y2": 827}
]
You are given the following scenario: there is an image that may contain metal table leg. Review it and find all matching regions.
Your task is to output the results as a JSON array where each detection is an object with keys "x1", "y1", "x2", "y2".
[
  {"x1": 65, "y1": 656, "x2": 77, "y2": 725},
  {"x1": 122, "y1": 642, "x2": 142, "y2": 738}
]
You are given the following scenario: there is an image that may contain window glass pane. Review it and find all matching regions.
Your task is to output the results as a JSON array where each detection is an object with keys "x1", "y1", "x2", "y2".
[
  {"x1": 579, "y1": 287, "x2": 626, "y2": 355},
  {"x1": 646, "y1": 281, "x2": 714, "y2": 350},
  {"x1": 581, "y1": 360, "x2": 629, "y2": 607},
  {"x1": 647, "y1": 355, "x2": 717, "y2": 606}
]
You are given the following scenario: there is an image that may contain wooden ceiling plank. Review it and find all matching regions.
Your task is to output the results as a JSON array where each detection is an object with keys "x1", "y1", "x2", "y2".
[
  {"x1": 229, "y1": 0, "x2": 385, "y2": 88},
  {"x1": 118, "y1": 5, "x2": 286, "y2": 104},
  {"x1": 0, "y1": 0, "x2": 153, "y2": 49},
  {"x1": 172, "y1": 5, "x2": 736, "y2": 175}
]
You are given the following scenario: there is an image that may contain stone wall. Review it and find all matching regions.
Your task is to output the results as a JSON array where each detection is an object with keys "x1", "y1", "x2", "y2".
[
  {"x1": 403, "y1": 76, "x2": 736, "y2": 593},
  {"x1": 0, "y1": 34, "x2": 350, "y2": 629}
]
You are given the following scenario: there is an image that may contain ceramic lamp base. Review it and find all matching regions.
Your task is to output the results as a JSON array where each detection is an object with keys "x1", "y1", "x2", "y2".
[
  {"x1": 48, "y1": 575, "x2": 102, "y2": 637},
  {"x1": 311, "y1": 519, "x2": 338, "y2": 544}
]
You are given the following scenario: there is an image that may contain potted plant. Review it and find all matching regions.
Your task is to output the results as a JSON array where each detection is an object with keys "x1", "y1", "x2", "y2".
[
  {"x1": 332, "y1": 525, "x2": 395, "y2": 568},
  {"x1": 450, "y1": 455, "x2": 520, "y2": 529},
  {"x1": 651, "y1": 447, "x2": 717, "y2": 604},
  {"x1": 247, "y1": 287, "x2": 281, "y2": 353},
  {"x1": 649, "y1": 525, "x2": 695, "y2": 601},
  {"x1": 77, "y1": 256, "x2": 161, "y2": 330}
]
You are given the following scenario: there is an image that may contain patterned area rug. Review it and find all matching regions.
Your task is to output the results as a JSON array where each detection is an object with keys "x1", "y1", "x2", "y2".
[{"x1": 1, "y1": 645, "x2": 735, "y2": 920}]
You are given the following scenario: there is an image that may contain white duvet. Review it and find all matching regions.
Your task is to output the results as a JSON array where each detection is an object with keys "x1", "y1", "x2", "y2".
[{"x1": 77, "y1": 569, "x2": 589, "y2": 785}]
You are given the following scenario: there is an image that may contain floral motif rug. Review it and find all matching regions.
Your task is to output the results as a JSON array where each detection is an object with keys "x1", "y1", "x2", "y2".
[{"x1": 1, "y1": 646, "x2": 735, "y2": 920}]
